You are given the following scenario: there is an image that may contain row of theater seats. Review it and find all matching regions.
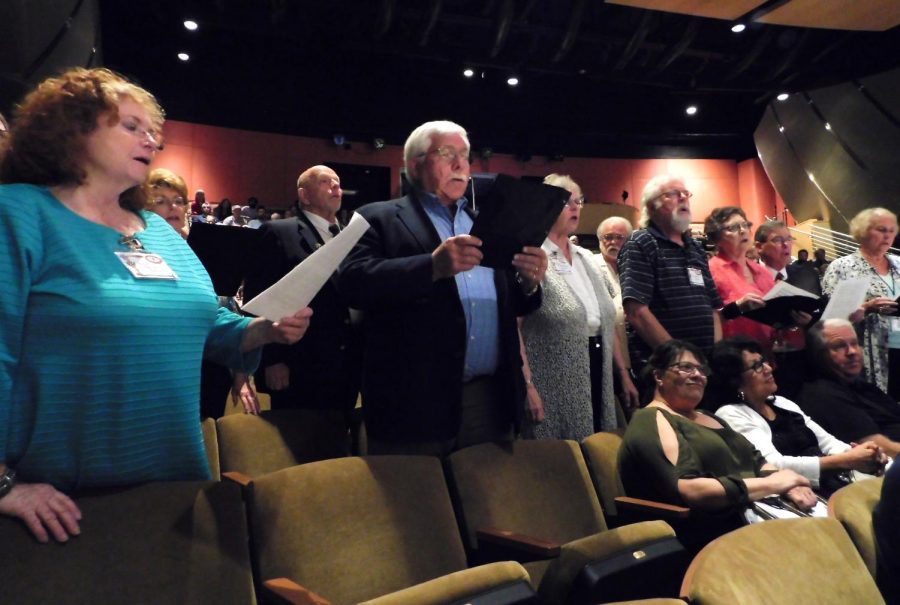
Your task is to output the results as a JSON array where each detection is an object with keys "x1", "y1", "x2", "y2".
[{"x1": 0, "y1": 411, "x2": 886, "y2": 604}]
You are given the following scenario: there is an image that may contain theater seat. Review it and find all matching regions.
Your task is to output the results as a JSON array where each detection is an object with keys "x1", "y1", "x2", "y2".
[
  {"x1": 445, "y1": 440, "x2": 688, "y2": 605},
  {"x1": 216, "y1": 409, "x2": 348, "y2": 477},
  {"x1": 828, "y1": 477, "x2": 884, "y2": 577},
  {"x1": 680, "y1": 518, "x2": 885, "y2": 604},
  {"x1": 0, "y1": 481, "x2": 255, "y2": 604},
  {"x1": 201, "y1": 416, "x2": 220, "y2": 480},
  {"x1": 247, "y1": 455, "x2": 537, "y2": 605}
]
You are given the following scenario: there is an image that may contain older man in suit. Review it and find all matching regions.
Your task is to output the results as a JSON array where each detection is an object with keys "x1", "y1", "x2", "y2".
[
  {"x1": 244, "y1": 165, "x2": 361, "y2": 440},
  {"x1": 339, "y1": 120, "x2": 547, "y2": 455}
]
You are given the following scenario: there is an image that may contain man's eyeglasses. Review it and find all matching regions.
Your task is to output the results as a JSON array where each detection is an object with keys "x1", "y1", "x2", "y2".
[
  {"x1": 658, "y1": 189, "x2": 692, "y2": 200},
  {"x1": 743, "y1": 359, "x2": 772, "y2": 374},
  {"x1": 566, "y1": 196, "x2": 586, "y2": 209},
  {"x1": 768, "y1": 236, "x2": 795, "y2": 246},
  {"x1": 722, "y1": 221, "x2": 753, "y2": 234},
  {"x1": 668, "y1": 362, "x2": 711, "y2": 377},
  {"x1": 601, "y1": 233, "x2": 626, "y2": 243},
  {"x1": 153, "y1": 196, "x2": 187, "y2": 207},
  {"x1": 426, "y1": 145, "x2": 469, "y2": 164}
]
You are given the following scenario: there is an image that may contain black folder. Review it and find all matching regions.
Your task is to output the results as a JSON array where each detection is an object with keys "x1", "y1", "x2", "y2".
[
  {"x1": 743, "y1": 295, "x2": 825, "y2": 327},
  {"x1": 469, "y1": 174, "x2": 570, "y2": 269},
  {"x1": 187, "y1": 222, "x2": 263, "y2": 296}
]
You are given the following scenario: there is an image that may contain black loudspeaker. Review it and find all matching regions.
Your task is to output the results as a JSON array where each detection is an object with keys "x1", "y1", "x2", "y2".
[
  {"x1": 0, "y1": 0, "x2": 101, "y2": 118},
  {"x1": 754, "y1": 67, "x2": 900, "y2": 234}
]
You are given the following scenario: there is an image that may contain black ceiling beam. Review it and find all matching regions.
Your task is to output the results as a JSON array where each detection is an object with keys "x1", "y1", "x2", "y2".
[
  {"x1": 553, "y1": 0, "x2": 588, "y2": 63},
  {"x1": 615, "y1": 10, "x2": 654, "y2": 70},
  {"x1": 418, "y1": 0, "x2": 443, "y2": 47},
  {"x1": 490, "y1": 0, "x2": 515, "y2": 58},
  {"x1": 724, "y1": 27, "x2": 775, "y2": 81},
  {"x1": 374, "y1": 0, "x2": 395, "y2": 39},
  {"x1": 650, "y1": 18, "x2": 700, "y2": 76}
]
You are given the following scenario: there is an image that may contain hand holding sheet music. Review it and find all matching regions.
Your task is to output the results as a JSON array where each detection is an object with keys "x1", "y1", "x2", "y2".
[
  {"x1": 242, "y1": 213, "x2": 370, "y2": 320},
  {"x1": 742, "y1": 281, "x2": 823, "y2": 326}
]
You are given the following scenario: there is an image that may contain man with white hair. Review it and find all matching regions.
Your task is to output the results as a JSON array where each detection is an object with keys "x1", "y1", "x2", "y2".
[
  {"x1": 618, "y1": 175, "x2": 723, "y2": 372},
  {"x1": 339, "y1": 120, "x2": 547, "y2": 455},
  {"x1": 595, "y1": 216, "x2": 634, "y2": 372},
  {"x1": 799, "y1": 319, "x2": 900, "y2": 458}
]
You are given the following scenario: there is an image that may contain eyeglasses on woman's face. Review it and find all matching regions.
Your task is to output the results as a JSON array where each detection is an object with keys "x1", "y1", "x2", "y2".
[
  {"x1": 667, "y1": 362, "x2": 711, "y2": 377},
  {"x1": 742, "y1": 358, "x2": 772, "y2": 374},
  {"x1": 721, "y1": 221, "x2": 753, "y2": 234}
]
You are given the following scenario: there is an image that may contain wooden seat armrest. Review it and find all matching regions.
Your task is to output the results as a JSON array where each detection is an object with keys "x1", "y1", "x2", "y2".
[
  {"x1": 614, "y1": 496, "x2": 691, "y2": 519},
  {"x1": 222, "y1": 471, "x2": 253, "y2": 487},
  {"x1": 263, "y1": 578, "x2": 333, "y2": 605},
  {"x1": 476, "y1": 526, "x2": 562, "y2": 557}
]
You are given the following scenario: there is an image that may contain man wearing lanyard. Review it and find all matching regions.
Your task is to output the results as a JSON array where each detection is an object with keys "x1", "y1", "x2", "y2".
[{"x1": 339, "y1": 120, "x2": 546, "y2": 455}]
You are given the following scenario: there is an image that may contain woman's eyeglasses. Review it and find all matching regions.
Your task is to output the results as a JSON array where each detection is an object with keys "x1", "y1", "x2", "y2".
[
  {"x1": 743, "y1": 359, "x2": 772, "y2": 374},
  {"x1": 152, "y1": 196, "x2": 187, "y2": 207},
  {"x1": 668, "y1": 362, "x2": 711, "y2": 377},
  {"x1": 721, "y1": 221, "x2": 753, "y2": 234}
]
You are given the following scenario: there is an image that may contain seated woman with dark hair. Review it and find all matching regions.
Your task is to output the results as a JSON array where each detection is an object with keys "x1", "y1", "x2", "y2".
[
  {"x1": 710, "y1": 337, "x2": 886, "y2": 496},
  {"x1": 618, "y1": 339, "x2": 816, "y2": 550}
]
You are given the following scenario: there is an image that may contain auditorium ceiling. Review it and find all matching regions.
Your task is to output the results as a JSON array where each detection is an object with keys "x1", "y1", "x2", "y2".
[{"x1": 95, "y1": 0, "x2": 900, "y2": 159}]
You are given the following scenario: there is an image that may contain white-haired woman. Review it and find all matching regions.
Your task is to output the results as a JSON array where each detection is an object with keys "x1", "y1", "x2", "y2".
[
  {"x1": 822, "y1": 207, "x2": 900, "y2": 397},
  {"x1": 518, "y1": 174, "x2": 638, "y2": 440}
]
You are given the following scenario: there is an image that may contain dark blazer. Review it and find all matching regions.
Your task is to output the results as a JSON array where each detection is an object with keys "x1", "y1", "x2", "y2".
[
  {"x1": 243, "y1": 214, "x2": 361, "y2": 411},
  {"x1": 338, "y1": 194, "x2": 541, "y2": 443},
  {"x1": 786, "y1": 261, "x2": 823, "y2": 296}
]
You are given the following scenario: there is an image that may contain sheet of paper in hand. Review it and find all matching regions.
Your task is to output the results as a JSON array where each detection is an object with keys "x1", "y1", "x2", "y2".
[
  {"x1": 743, "y1": 281, "x2": 823, "y2": 326},
  {"x1": 242, "y1": 212, "x2": 370, "y2": 320},
  {"x1": 469, "y1": 174, "x2": 571, "y2": 270}
]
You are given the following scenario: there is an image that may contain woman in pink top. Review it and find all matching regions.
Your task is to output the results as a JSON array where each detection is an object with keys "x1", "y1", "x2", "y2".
[{"x1": 705, "y1": 207, "x2": 775, "y2": 348}]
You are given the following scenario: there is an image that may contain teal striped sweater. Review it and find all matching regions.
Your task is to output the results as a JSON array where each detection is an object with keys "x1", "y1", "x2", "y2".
[{"x1": 0, "y1": 184, "x2": 256, "y2": 490}]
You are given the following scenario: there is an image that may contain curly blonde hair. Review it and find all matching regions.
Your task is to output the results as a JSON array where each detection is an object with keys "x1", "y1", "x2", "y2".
[{"x1": 0, "y1": 67, "x2": 164, "y2": 211}]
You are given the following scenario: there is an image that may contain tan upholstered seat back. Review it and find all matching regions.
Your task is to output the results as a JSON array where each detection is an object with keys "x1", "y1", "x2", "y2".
[
  {"x1": 580, "y1": 432, "x2": 626, "y2": 518},
  {"x1": 0, "y1": 481, "x2": 255, "y2": 604},
  {"x1": 681, "y1": 517, "x2": 886, "y2": 605},
  {"x1": 829, "y1": 477, "x2": 884, "y2": 577},
  {"x1": 250, "y1": 455, "x2": 468, "y2": 605},
  {"x1": 446, "y1": 440, "x2": 607, "y2": 550},
  {"x1": 201, "y1": 417, "x2": 220, "y2": 480},
  {"x1": 216, "y1": 409, "x2": 347, "y2": 477}
]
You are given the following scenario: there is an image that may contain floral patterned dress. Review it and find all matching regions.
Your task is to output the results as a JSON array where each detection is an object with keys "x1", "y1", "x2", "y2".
[{"x1": 821, "y1": 251, "x2": 900, "y2": 393}]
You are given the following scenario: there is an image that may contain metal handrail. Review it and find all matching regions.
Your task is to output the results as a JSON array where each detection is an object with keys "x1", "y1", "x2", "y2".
[{"x1": 784, "y1": 223, "x2": 900, "y2": 260}]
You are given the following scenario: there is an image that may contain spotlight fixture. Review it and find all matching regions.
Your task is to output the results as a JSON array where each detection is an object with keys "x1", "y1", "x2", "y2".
[
  {"x1": 184, "y1": 20, "x2": 198, "y2": 31},
  {"x1": 372, "y1": 137, "x2": 385, "y2": 150},
  {"x1": 778, "y1": 126, "x2": 785, "y2": 133},
  {"x1": 825, "y1": 122, "x2": 832, "y2": 131},
  {"x1": 686, "y1": 105, "x2": 698, "y2": 116},
  {"x1": 332, "y1": 134, "x2": 346, "y2": 146},
  {"x1": 507, "y1": 76, "x2": 519, "y2": 86},
  {"x1": 463, "y1": 68, "x2": 474, "y2": 78},
  {"x1": 177, "y1": 52, "x2": 190, "y2": 61},
  {"x1": 776, "y1": 92, "x2": 789, "y2": 101},
  {"x1": 731, "y1": 23, "x2": 746, "y2": 33}
]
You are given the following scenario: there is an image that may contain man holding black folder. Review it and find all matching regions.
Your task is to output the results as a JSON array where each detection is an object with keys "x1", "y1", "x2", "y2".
[
  {"x1": 243, "y1": 165, "x2": 361, "y2": 437},
  {"x1": 339, "y1": 120, "x2": 546, "y2": 455}
]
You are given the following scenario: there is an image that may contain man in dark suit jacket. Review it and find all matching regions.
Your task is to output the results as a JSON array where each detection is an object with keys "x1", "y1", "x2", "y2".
[
  {"x1": 338, "y1": 120, "x2": 547, "y2": 455},
  {"x1": 244, "y1": 165, "x2": 361, "y2": 430}
]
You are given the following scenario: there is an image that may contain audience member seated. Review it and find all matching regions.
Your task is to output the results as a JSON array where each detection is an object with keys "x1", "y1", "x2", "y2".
[
  {"x1": 821, "y1": 208, "x2": 900, "y2": 398},
  {"x1": 799, "y1": 319, "x2": 900, "y2": 459},
  {"x1": 704, "y1": 207, "x2": 773, "y2": 348},
  {"x1": 873, "y1": 459, "x2": 900, "y2": 603},
  {"x1": 0, "y1": 67, "x2": 312, "y2": 543},
  {"x1": 618, "y1": 339, "x2": 816, "y2": 550},
  {"x1": 221, "y1": 204, "x2": 249, "y2": 226},
  {"x1": 709, "y1": 337, "x2": 885, "y2": 497},
  {"x1": 518, "y1": 174, "x2": 637, "y2": 440}
]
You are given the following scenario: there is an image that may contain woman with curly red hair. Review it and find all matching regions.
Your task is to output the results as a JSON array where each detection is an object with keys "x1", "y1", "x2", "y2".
[{"x1": 0, "y1": 68, "x2": 312, "y2": 543}]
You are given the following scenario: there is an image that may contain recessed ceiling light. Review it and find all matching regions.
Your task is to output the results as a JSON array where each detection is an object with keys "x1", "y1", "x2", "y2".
[
  {"x1": 177, "y1": 52, "x2": 190, "y2": 61},
  {"x1": 776, "y1": 92, "x2": 789, "y2": 101},
  {"x1": 463, "y1": 68, "x2": 474, "y2": 78},
  {"x1": 731, "y1": 23, "x2": 746, "y2": 33},
  {"x1": 184, "y1": 20, "x2": 198, "y2": 31},
  {"x1": 778, "y1": 126, "x2": 785, "y2": 133},
  {"x1": 507, "y1": 76, "x2": 519, "y2": 86},
  {"x1": 686, "y1": 105, "x2": 698, "y2": 116},
  {"x1": 825, "y1": 122, "x2": 832, "y2": 131}
]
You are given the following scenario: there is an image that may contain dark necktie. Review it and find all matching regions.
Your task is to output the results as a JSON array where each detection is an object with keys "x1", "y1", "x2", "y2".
[
  {"x1": 328, "y1": 224, "x2": 340, "y2": 237},
  {"x1": 775, "y1": 272, "x2": 784, "y2": 281}
]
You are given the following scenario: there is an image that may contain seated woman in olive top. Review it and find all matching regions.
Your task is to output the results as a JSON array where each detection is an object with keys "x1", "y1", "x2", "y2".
[{"x1": 618, "y1": 339, "x2": 816, "y2": 549}]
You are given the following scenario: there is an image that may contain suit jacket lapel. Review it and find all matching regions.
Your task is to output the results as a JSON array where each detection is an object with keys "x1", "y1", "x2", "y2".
[
  {"x1": 296, "y1": 212, "x2": 324, "y2": 255},
  {"x1": 396, "y1": 194, "x2": 442, "y2": 253}
]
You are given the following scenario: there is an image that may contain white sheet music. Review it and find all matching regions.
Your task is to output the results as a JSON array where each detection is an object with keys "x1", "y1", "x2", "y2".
[
  {"x1": 821, "y1": 277, "x2": 869, "y2": 321},
  {"x1": 763, "y1": 280, "x2": 819, "y2": 301},
  {"x1": 242, "y1": 212, "x2": 370, "y2": 320}
]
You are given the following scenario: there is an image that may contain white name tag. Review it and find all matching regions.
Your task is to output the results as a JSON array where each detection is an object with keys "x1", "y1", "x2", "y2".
[
  {"x1": 551, "y1": 257, "x2": 573, "y2": 274},
  {"x1": 891, "y1": 317, "x2": 900, "y2": 333},
  {"x1": 687, "y1": 267, "x2": 705, "y2": 287},
  {"x1": 115, "y1": 252, "x2": 179, "y2": 280}
]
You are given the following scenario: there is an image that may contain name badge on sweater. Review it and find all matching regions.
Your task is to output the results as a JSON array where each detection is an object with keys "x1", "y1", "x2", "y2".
[
  {"x1": 687, "y1": 267, "x2": 705, "y2": 287},
  {"x1": 115, "y1": 252, "x2": 179, "y2": 280}
]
